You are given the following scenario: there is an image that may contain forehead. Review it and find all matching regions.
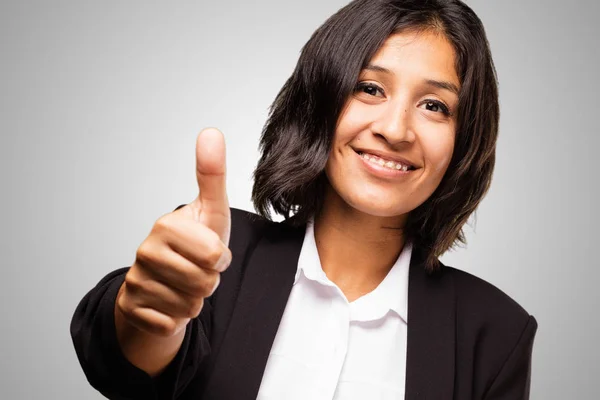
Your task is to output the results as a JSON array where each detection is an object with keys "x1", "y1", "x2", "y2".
[{"x1": 367, "y1": 30, "x2": 459, "y2": 87}]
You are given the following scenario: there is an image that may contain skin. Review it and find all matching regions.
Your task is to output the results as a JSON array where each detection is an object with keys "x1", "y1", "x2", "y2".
[
  {"x1": 317, "y1": 30, "x2": 460, "y2": 301},
  {"x1": 113, "y1": 29, "x2": 460, "y2": 377},
  {"x1": 115, "y1": 128, "x2": 231, "y2": 377}
]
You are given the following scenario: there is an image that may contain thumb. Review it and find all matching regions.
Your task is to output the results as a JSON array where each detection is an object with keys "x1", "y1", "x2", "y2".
[{"x1": 194, "y1": 127, "x2": 230, "y2": 244}]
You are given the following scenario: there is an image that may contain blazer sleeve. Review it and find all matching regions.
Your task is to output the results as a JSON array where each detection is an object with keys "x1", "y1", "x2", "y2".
[
  {"x1": 70, "y1": 267, "x2": 213, "y2": 400},
  {"x1": 483, "y1": 315, "x2": 538, "y2": 400}
]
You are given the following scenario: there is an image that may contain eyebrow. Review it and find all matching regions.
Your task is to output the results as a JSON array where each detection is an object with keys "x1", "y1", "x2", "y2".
[
  {"x1": 425, "y1": 79, "x2": 460, "y2": 96},
  {"x1": 363, "y1": 63, "x2": 460, "y2": 95},
  {"x1": 364, "y1": 64, "x2": 392, "y2": 74}
]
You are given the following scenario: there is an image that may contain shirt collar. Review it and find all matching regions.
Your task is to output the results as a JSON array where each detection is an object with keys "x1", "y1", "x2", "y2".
[
  {"x1": 293, "y1": 219, "x2": 412, "y2": 323},
  {"x1": 293, "y1": 219, "x2": 330, "y2": 286}
]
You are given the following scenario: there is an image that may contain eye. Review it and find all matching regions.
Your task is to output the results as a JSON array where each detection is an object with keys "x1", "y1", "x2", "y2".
[
  {"x1": 354, "y1": 82, "x2": 385, "y2": 98},
  {"x1": 420, "y1": 99, "x2": 452, "y2": 116}
]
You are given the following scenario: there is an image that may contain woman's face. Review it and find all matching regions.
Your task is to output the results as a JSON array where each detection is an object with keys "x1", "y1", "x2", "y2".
[{"x1": 325, "y1": 30, "x2": 460, "y2": 220}]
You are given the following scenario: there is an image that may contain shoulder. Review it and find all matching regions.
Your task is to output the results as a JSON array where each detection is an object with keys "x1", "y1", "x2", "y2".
[
  {"x1": 228, "y1": 207, "x2": 305, "y2": 260},
  {"x1": 230, "y1": 207, "x2": 304, "y2": 237},
  {"x1": 440, "y1": 263, "x2": 537, "y2": 386},
  {"x1": 443, "y1": 264, "x2": 533, "y2": 324},
  {"x1": 230, "y1": 207, "x2": 272, "y2": 235},
  {"x1": 437, "y1": 264, "x2": 538, "y2": 395},
  {"x1": 229, "y1": 207, "x2": 296, "y2": 241},
  {"x1": 228, "y1": 207, "x2": 270, "y2": 257}
]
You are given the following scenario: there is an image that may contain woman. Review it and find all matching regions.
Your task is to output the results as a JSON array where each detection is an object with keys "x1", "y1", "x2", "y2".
[{"x1": 71, "y1": 0, "x2": 537, "y2": 398}]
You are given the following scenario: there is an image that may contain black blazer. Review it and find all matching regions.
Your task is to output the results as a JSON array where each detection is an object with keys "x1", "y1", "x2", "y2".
[{"x1": 71, "y1": 208, "x2": 537, "y2": 400}]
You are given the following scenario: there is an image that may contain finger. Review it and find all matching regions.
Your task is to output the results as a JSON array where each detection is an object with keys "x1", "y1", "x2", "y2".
[
  {"x1": 124, "y1": 303, "x2": 184, "y2": 337},
  {"x1": 136, "y1": 241, "x2": 222, "y2": 297},
  {"x1": 117, "y1": 286, "x2": 184, "y2": 337},
  {"x1": 195, "y1": 127, "x2": 231, "y2": 244},
  {"x1": 124, "y1": 275, "x2": 205, "y2": 319},
  {"x1": 155, "y1": 216, "x2": 232, "y2": 272}
]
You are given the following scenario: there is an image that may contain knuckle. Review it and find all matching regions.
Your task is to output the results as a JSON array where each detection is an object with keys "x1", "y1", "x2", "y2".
[
  {"x1": 203, "y1": 233, "x2": 224, "y2": 266},
  {"x1": 153, "y1": 318, "x2": 179, "y2": 337},
  {"x1": 133, "y1": 310, "x2": 178, "y2": 337},
  {"x1": 198, "y1": 276, "x2": 214, "y2": 296},
  {"x1": 124, "y1": 273, "x2": 144, "y2": 294},
  {"x1": 191, "y1": 272, "x2": 219, "y2": 297},
  {"x1": 187, "y1": 298, "x2": 205, "y2": 318},
  {"x1": 153, "y1": 214, "x2": 179, "y2": 239},
  {"x1": 216, "y1": 247, "x2": 232, "y2": 272},
  {"x1": 224, "y1": 246, "x2": 232, "y2": 262},
  {"x1": 205, "y1": 272, "x2": 220, "y2": 296},
  {"x1": 151, "y1": 322, "x2": 169, "y2": 337},
  {"x1": 116, "y1": 293, "x2": 135, "y2": 319},
  {"x1": 135, "y1": 241, "x2": 154, "y2": 265},
  {"x1": 205, "y1": 246, "x2": 223, "y2": 267},
  {"x1": 154, "y1": 215, "x2": 171, "y2": 232},
  {"x1": 186, "y1": 276, "x2": 205, "y2": 295}
]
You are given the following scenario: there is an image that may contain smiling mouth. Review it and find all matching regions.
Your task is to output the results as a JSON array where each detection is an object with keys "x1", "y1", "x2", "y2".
[{"x1": 356, "y1": 151, "x2": 417, "y2": 172}]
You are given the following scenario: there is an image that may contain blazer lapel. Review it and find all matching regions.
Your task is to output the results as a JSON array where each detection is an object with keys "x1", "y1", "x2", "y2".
[
  {"x1": 405, "y1": 250, "x2": 456, "y2": 399},
  {"x1": 203, "y1": 220, "x2": 456, "y2": 399},
  {"x1": 203, "y1": 221, "x2": 306, "y2": 400}
]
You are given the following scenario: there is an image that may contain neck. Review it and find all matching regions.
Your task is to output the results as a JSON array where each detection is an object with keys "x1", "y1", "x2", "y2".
[{"x1": 313, "y1": 184, "x2": 407, "y2": 301}]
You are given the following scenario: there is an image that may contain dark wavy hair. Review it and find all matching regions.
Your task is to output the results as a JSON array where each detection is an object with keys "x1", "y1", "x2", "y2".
[{"x1": 252, "y1": 0, "x2": 499, "y2": 272}]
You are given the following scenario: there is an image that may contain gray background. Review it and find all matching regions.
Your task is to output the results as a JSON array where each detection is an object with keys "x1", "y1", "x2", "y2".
[{"x1": 1, "y1": 0, "x2": 598, "y2": 398}]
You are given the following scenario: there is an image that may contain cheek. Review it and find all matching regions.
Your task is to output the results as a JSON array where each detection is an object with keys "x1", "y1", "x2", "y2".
[
  {"x1": 423, "y1": 128, "x2": 455, "y2": 175},
  {"x1": 334, "y1": 101, "x2": 371, "y2": 144}
]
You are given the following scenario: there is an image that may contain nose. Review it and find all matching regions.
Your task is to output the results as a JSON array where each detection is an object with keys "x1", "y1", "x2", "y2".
[{"x1": 371, "y1": 99, "x2": 416, "y2": 146}]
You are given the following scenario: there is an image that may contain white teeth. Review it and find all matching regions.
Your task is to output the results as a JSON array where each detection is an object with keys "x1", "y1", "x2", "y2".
[{"x1": 359, "y1": 152, "x2": 411, "y2": 171}]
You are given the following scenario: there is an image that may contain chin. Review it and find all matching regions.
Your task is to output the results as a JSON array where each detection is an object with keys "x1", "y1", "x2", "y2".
[
  {"x1": 339, "y1": 189, "x2": 417, "y2": 219},
  {"x1": 324, "y1": 169, "x2": 429, "y2": 221}
]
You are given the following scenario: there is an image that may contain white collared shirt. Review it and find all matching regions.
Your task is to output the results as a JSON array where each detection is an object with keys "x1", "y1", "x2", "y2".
[{"x1": 256, "y1": 220, "x2": 412, "y2": 400}]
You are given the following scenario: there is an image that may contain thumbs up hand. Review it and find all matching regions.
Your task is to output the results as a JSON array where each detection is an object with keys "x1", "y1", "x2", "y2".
[
  {"x1": 180, "y1": 127, "x2": 231, "y2": 245},
  {"x1": 117, "y1": 128, "x2": 232, "y2": 338}
]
